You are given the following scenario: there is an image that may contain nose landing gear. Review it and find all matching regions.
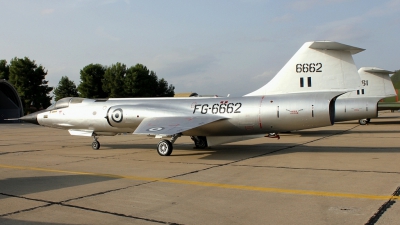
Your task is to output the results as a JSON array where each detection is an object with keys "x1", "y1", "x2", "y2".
[
  {"x1": 265, "y1": 133, "x2": 280, "y2": 140},
  {"x1": 157, "y1": 134, "x2": 181, "y2": 156},
  {"x1": 157, "y1": 140, "x2": 173, "y2": 156},
  {"x1": 92, "y1": 136, "x2": 100, "y2": 150},
  {"x1": 359, "y1": 118, "x2": 371, "y2": 125}
]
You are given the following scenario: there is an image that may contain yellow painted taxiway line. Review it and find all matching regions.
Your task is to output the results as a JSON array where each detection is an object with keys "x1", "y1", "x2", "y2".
[{"x1": 0, "y1": 164, "x2": 398, "y2": 201}]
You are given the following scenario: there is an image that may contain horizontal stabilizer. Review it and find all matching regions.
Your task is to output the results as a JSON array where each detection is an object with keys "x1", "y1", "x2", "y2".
[
  {"x1": 309, "y1": 41, "x2": 364, "y2": 54},
  {"x1": 363, "y1": 68, "x2": 393, "y2": 74}
]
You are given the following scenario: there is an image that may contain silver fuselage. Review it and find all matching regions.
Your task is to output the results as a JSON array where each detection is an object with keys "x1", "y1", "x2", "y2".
[
  {"x1": 35, "y1": 92, "x2": 339, "y2": 137},
  {"x1": 334, "y1": 97, "x2": 380, "y2": 122}
]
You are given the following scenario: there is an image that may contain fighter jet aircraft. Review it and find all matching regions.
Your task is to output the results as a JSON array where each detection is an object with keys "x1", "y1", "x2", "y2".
[
  {"x1": 20, "y1": 41, "x2": 363, "y2": 156},
  {"x1": 335, "y1": 68, "x2": 396, "y2": 125}
]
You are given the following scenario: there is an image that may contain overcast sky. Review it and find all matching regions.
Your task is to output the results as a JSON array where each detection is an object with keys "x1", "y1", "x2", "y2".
[{"x1": 1, "y1": 0, "x2": 399, "y2": 97}]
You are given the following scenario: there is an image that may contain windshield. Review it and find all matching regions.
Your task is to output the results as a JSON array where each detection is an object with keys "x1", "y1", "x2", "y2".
[{"x1": 47, "y1": 97, "x2": 86, "y2": 110}]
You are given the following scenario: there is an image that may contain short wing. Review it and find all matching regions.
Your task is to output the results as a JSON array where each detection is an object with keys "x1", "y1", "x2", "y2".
[{"x1": 133, "y1": 116, "x2": 224, "y2": 136}]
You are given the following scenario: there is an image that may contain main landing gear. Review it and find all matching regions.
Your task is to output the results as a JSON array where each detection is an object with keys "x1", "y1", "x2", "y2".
[
  {"x1": 359, "y1": 118, "x2": 371, "y2": 125},
  {"x1": 190, "y1": 136, "x2": 208, "y2": 149},
  {"x1": 92, "y1": 136, "x2": 100, "y2": 150},
  {"x1": 265, "y1": 133, "x2": 280, "y2": 140}
]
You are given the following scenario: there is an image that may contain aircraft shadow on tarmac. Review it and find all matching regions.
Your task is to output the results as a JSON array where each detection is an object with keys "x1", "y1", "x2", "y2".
[
  {"x1": 0, "y1": 175, "x2": 123, "y2": 224},
  {"x1": 0, "y1": 218, "x2": 74, "y2": 225},
  {"x1": 0, "y1": 175, "x2": 118, "y2": 200},
  {"x1": 97, "y1": 141, "x2": 400, "y2": 160}
]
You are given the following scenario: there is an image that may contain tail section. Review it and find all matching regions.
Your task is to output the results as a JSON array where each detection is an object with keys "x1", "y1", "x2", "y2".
[
  {"x1": 358, "y1": 67, "x2": 395, "y2": 98},
  {"x1": 339, "y1": 67, "x2": 395, "y2": 99},
  {"x1": 245, "y1": 41, "x2": 364, "y2": 96},
  {"x1": 334, "y1": 68, "x2": 395, "y2": 122}
]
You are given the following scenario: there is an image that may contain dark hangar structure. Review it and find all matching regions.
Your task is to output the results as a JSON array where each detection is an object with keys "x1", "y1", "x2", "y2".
[{"x1": 0, "y1": 79, "x2": 23, "y2": 123}]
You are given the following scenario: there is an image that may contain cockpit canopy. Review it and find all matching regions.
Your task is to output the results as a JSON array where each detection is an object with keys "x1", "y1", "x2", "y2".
[{"x1": 47, "y1": 97, "x2": 85, "y2": 110}]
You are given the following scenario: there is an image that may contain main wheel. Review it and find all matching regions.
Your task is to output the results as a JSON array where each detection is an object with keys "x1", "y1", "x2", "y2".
[
  {"x1": 157, "y1": 140, "x2": 173, "y2": 156},
  {"x1": 366, "y1": 118, "x2": 371, "y2": 123},
  {"x1": 359, "y1": 119, "x2": 367, "y2": 125},
  {"x1": 92, "y1": 141, "x2": 100, "y2": 150},
  {"x1": 195, "y1": 136, "x2": 208, "y2": 149}
]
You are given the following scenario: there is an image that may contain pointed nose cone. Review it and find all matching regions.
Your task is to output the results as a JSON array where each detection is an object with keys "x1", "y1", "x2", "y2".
[{"x1": 20, "y1": 111, "x2": 40, "y2": 125}]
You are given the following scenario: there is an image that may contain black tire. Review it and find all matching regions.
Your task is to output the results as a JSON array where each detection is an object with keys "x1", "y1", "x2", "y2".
[
  {"x1": 366, "y1": 118, "x2": 371, "y2": 123},
  {"x1": 195, "y1": 136, "x2": 208, "y2": 149},
  {"x1": 359, "y1": 119, "x2": 367, "y2": 125},
  {"x1": 92, "y1": 141, "x2": 100, "y2": 150},
  {"x1": 157, "y1": 140, "x2": 173, "y2": 156}
]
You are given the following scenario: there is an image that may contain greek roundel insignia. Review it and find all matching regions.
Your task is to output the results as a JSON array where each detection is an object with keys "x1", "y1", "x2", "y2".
[
  {"x1": 147, "y1": 127, "x2": 164, "y2": 132},
  {"x1": 111, "y1": 108, "x2": 123, "y2": 123}
]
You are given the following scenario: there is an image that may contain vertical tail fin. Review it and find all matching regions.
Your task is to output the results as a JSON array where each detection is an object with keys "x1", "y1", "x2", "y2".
[{"x1": 245, "y1": 41, "x2": 364, "y2": 96}]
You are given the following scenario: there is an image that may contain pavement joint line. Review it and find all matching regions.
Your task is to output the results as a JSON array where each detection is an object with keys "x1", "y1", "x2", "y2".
[
  {"x1": 0, "y1": 203, "x2": 53, "y2": 217},
  {"x1": 0, "y1": 150, "x2": 44, "y2": 156},
  {"x1": 60, "y1": 181, "x2": 153, "y2": 203},
  {"x1": 1, "y1": 164, "x2": 398, "y2": 201},
  {"x1": 108, "y1": 157, "x2": 218, "y2": 166},
  {"x1": 365, "y1": 186, "x2": 400, "y2": 225},
  {"x1": 50, "y1": 152, "x2": 136, "y2": 166},
  {"x1": 0, "y1": 193, "x2": 57, "y2": 217},
  {"x1": 227, "y1": 123, "x2": 361, "y2": 164},
  {"x1": 167, "y1": 124, "x2": 362, "y2": 179},
  {"x1": 58, "y1": 203, "x2": 183, "y2": 224},
  {"x1": 0, "y1": 193, "x2": 182, "y2": 224},
  {"x1": 0, "y1": 192, "x2": 58, "y2": 204}
]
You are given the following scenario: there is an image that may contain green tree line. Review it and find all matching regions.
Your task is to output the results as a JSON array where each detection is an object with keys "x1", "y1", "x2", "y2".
[
  {"x1": 390, "y1": 70, "x2": 400, "y2": 89},
  {"x1": 0, "y1": 58, "x2": 175, "y2": 113},
  {"x1": 384, "y1": 70, "x2": 400, "y2": 102},
  {"x1": 0, "y1": 58, "x2": 53, "y2": 114},
  {"x1": 77, "y1": 63, "x2": 174, "y2": 100}
]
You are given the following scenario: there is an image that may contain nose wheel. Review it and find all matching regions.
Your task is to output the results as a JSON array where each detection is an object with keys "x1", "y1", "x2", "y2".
[
  {"x1": 156, "y1": 134, "x2": 181, "y2": 156},
  {"x1": 157, "y1": 140, "x2": 173, "y2": 156},
  {"x1": 359, "y1": 118, "x2": 370, "y2": 125},
  {"x1": 92, "y1": 136, "x2": 100, "y2": 150}
]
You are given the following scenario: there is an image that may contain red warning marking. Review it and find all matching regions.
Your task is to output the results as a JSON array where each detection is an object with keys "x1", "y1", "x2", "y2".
[{"x1": 244, "y1": 126, "x2": 254, "y2": 130}]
